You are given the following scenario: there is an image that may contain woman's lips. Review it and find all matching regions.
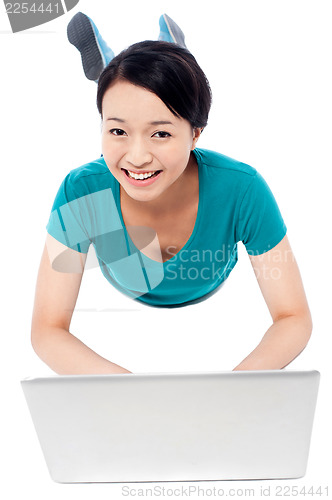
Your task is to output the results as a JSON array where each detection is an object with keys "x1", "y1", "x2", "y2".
[{"x1": 121, "y1": 168, "x2": 162, "y2": 187}]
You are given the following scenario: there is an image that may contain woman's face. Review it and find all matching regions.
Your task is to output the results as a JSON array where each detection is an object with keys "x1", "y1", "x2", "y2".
[{"x1": 101, "y1": 80, "x2": 201, "y2": 203}]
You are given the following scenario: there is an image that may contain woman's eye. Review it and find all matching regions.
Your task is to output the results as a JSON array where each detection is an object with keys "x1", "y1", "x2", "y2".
[
  {"x1": 153, "y1": 131, "x2": 171, "y2": 138},
  {"x1": 109, "y1": 128, "x2": 126, "y2": 136}
]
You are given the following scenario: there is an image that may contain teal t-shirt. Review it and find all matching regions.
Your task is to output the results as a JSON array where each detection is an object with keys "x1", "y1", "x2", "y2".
[{"x1": 46, "y1": 148, "x2": 287, "y2": 307}]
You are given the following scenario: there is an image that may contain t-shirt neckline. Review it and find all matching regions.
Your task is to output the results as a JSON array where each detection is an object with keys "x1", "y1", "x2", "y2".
[{"x1": 114, "y1": 148, "x2": 204, "y2": 266}]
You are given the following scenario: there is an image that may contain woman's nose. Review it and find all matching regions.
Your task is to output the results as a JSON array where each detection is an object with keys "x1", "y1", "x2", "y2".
[{"x1": 125, "y1": 139, "x2": 153, "y2": 168}]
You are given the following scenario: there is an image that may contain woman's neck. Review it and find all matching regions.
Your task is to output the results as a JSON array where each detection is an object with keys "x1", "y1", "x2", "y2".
[{"x1": 120, "y1": 152, "x2": 198, "y2": 217}]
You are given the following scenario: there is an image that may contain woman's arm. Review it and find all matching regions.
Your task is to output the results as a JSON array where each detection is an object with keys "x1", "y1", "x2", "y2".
[
  {"x1": 31, "y1": 235, "x2": 132, "y2": 374},
  {"x1": 233, "y1": 235, "x2": 312, "y2": 370}
]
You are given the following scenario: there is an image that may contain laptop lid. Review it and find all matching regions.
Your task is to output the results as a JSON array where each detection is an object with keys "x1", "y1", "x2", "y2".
[{"x1": 21, "y1": 370, "x2": 320, "y2": 482}]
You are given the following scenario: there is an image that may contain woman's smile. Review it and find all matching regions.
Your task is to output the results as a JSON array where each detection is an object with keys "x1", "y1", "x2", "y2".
[
  {"x1": 101, "y1": 80, "x2": 201, "y2": 203},
  {"x1": 121, "y1": 167, "x2": 163, "y2": 186}
]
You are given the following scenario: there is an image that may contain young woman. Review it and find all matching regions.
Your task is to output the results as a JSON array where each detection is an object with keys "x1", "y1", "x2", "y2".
[{"x1": 30, "y1": 13, "x2": 312, "y2": 375}]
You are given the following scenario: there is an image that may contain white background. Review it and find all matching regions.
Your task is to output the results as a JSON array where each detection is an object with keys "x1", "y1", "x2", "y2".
[{"x1": 1, "y1": 0, "x2": 331, "y2": 498}]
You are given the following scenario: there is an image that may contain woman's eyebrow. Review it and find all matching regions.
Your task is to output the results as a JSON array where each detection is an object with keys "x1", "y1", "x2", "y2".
[
  {"x1": 106, "y1": 117, "x2": 174, "y2": 126},
  {"x1": 149, "y1": 120, "x2": 175, "y2": 126},
  {"x1": 106, "y1": 117, "x2": 125, "y2": 122}
]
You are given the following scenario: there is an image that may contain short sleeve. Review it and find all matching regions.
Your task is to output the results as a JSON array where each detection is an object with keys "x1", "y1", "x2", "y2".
[
  {"x1": 46, "y1": 174, "x2": 91, "y2": 254},
  {"x1": 237, "y1": 171, "x2": 287, "y2": 255}
]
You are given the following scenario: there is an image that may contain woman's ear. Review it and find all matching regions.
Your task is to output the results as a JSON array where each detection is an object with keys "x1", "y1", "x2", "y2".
[{"x1": 191, "y1": 127, "x2": 203, "y2": 150}]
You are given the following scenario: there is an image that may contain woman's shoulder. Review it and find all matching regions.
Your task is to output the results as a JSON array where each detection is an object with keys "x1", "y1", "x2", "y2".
[
  {"x1": 63, "y1": 156, "x2": 114, "y2": 199},
  {"x1": 67, "y1": 155, "x2": 110, "y2": 183},
  {"x1": 194, "y1": 148, "x2": 258, "y2": 178}
]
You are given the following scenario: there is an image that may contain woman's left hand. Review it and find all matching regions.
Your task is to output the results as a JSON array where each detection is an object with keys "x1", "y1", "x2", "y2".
[{"x1": 233, "y1": 235, "x2": 312, "y2": 370}]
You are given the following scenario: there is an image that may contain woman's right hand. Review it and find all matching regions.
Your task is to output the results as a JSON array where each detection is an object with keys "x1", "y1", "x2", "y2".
[{"x1": 31, "y1": 234, "x2": 132, "y2": 375}]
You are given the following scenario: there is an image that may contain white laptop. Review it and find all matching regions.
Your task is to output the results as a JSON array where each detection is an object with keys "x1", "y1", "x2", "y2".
[{"x1": 21, "y1": 370, "x2": 320, "y2": 483}]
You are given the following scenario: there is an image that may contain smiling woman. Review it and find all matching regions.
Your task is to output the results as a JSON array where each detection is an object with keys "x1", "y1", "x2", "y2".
[
  {"x1": 30, "y1": 23, "x2": 312, "y2": 375},
  {"x1": 101, "y1": 79, "x2": 201, "y2": 203}
]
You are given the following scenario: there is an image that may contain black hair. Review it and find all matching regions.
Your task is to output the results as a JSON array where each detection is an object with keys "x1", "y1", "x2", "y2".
[{"x1": 97, "y1": 40, "x2": 212, "y2": 129}]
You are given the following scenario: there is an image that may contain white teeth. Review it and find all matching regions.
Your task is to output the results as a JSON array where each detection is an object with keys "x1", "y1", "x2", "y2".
[{"x1": 127, "y1": 170, "x2": 157, "y2": 180}]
